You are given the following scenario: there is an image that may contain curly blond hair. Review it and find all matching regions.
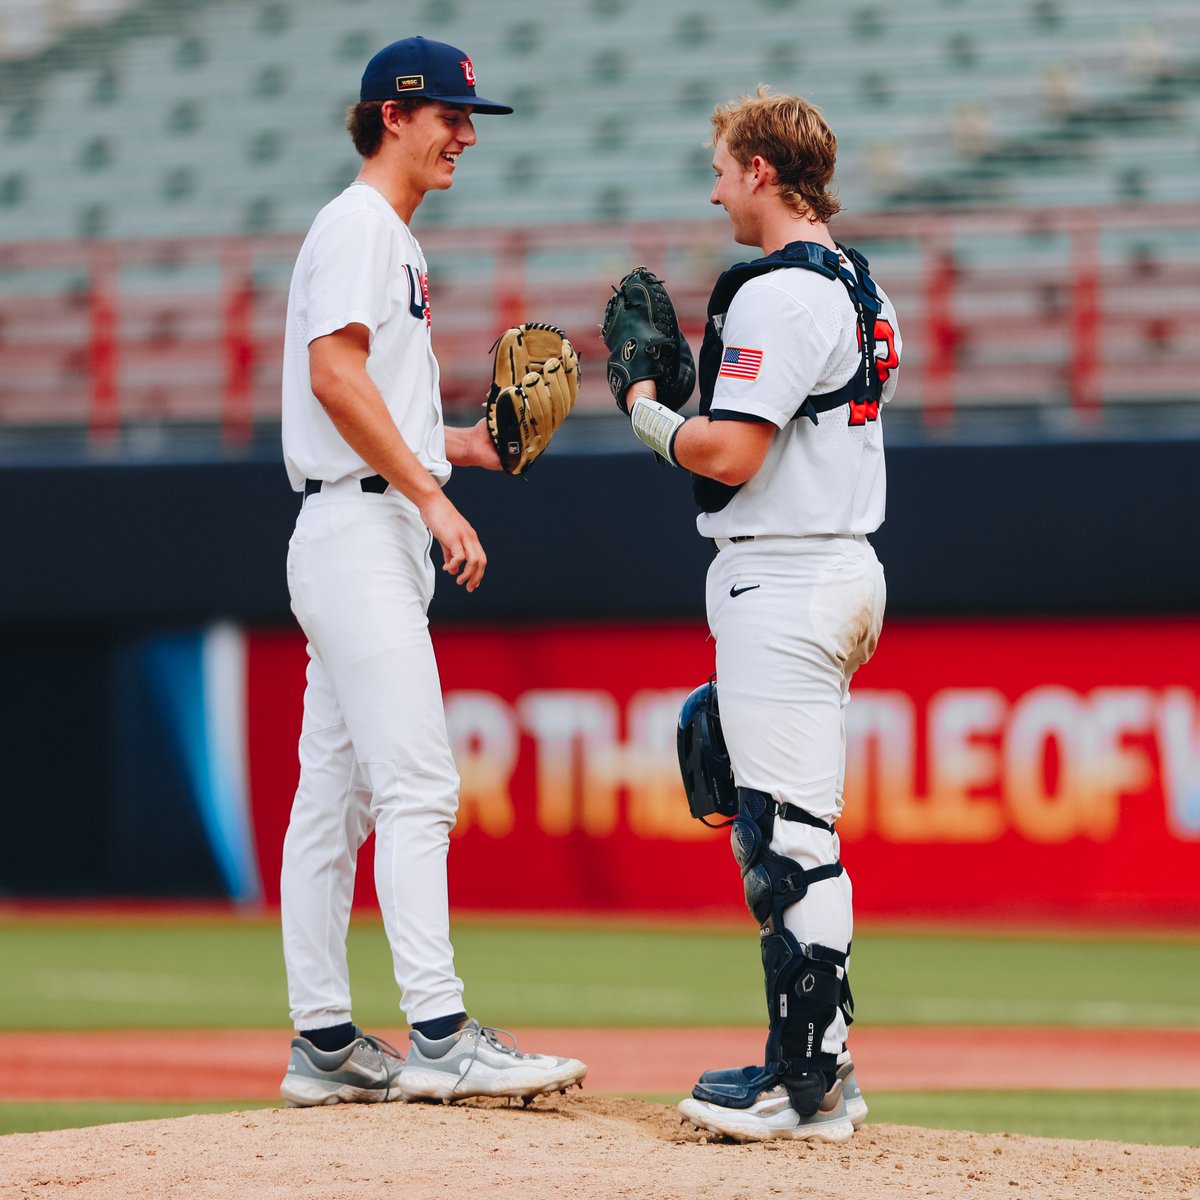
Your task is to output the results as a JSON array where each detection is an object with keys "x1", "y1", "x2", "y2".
[{"x1": 711, "y1": 86, "x2": 841, "y2": 223}]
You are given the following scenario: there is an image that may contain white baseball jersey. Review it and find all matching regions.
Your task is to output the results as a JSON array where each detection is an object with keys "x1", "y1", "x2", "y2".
[
  {"x1": 698, "y1": 250, "x2": 900, "y2": 1059},
  {"x1": 695, "y1": 257, "x2": 902, "y2": 540},
  {"x1": 280, "y1": 182, "x2": 466, "y2": 1030},
  {"x1": 281, "y1": 181, "x2": 450, "y2": 494}
]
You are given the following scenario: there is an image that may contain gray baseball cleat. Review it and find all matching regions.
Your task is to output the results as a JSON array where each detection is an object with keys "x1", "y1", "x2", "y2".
[
  {"x1": 399, "y1": 1019, "x2": 587, "y2": 1103},
  {"x1": 679, "y1": 1076, "x2": 854, "y2": 1144},
  {"x1": 838, "y1": 1059, "x2": 868, "y2": 1129},
  {"x1": 279, "y1": 1027, "x2": 405, "y2": 1107}
]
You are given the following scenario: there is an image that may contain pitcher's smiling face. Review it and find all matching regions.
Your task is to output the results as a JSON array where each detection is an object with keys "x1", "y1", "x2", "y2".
[{"x1": 390, "y1": 100, "x2": 477, "y2": 194}]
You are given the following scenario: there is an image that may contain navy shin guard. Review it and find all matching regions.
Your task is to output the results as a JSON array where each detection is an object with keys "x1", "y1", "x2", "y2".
[
  {"x1": 721, "y1": 789, "x2": 845, "y2": 1116},
  {"x1": 761, "y1": 930, "x2": 842, "y2": 1115}
]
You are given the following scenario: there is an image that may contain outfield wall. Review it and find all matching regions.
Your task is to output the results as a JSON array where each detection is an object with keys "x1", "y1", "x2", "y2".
[
  {"x1": 2, "y1": 437, "x2": 1200, "y2": 625},
  {"x1": 1, "y1": 440, "x2": 1198, "y2": 918}
]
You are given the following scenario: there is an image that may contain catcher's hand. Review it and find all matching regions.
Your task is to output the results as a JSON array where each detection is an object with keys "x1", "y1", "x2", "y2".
[
  {"x1": 484, "y1": 322, "x2": 580, "y2": 476},
  {"x1": 601, "y1": 265, "x2": 696, "y2": 414}
]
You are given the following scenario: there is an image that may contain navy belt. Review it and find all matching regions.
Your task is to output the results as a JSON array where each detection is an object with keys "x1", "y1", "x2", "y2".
[{"x1": 304, "y1": 475, "x2": 389, "y2": 497}]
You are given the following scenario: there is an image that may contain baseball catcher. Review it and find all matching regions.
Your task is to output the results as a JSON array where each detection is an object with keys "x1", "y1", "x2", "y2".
[
  {"x1": 601, "y1": 266, "x2": 696, "y2": 414},
  {"x1": 484, "y1": 322, "x2": 579, "y2": 475}
]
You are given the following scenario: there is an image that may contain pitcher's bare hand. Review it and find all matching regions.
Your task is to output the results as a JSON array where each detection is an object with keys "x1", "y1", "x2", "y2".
[{"x1": 421, "y1": 492, "x2": 487, "y2": 591}]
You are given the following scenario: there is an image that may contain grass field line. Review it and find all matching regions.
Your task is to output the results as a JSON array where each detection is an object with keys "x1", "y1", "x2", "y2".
[
  {"x1": 472, "y1": 983, "x2": 723, "y2": 1016},
  {"x1": 871, "y1": 996, "x2": 1200, "y2": 1026},
  {"x1": 12, "y1": 972, "x2": 1196, "y2": 1029},
  {"x1": 5, "y1": 922, "x2": 1197, "y2": 1034},
  {"x1": 18, "y1": 970, "x2": 277, "y2": 1006}
]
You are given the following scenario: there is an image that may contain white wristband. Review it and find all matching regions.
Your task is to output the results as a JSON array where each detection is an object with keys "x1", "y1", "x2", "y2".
[{"x1": 630, "y1": 396, "x2": 685, "y2": 466}]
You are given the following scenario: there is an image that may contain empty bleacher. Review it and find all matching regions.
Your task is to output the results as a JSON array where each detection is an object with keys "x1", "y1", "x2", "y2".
[
  {"x1": 0, "y1": 0, "x2": 1198, "y2": 449},
  {"x1": 2, "y1": 0, "x2": 1198, "y2": 239}
]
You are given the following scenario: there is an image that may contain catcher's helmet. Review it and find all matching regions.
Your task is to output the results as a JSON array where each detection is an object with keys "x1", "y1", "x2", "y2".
[{"x1": 676, "y1": 679, "x2": 738, "y2": 825}]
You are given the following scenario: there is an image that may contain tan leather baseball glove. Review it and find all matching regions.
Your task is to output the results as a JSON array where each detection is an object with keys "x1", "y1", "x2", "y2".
[{"x1": 484, "y1": 322, "x2": 580, "y2": 475}]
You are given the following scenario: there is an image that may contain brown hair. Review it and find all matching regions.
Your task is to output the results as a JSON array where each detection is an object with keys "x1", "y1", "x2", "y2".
[
  {"x1": 710, "y1": 86, "x2": 841, "y2": 222},
  {"x1": 345, "y1": 97, "x2": 428, "y2": 158}
]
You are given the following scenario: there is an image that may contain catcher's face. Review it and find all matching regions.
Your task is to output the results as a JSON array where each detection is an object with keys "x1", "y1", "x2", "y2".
[
  {"x1": 392, "y1": 100, "x2": 477, "y2": 195},
  {"x1": 710, "y1": 138, "x2": 759, "y2": 246}
]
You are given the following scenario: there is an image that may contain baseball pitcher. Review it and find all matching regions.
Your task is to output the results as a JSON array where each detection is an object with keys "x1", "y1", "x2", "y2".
[{"x1": 278, "y1": 35, "x2": 583, "y2": 1108}]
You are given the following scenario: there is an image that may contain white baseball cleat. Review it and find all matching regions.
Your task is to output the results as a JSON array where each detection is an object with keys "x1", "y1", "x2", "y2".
[
  {"x1": 279, "y1": 1028, "x2": 405, "y2": 1107},
  {"x1": 679, "y1": 1080, "x2": 854, "y2": 1144},
  {"x1": 399, "y1": 1019, "x2": 587, "y2": 1103}
]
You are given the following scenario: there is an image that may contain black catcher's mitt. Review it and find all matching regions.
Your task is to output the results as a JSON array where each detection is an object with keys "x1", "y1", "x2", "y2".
[
  {"x1": 484, "y1": 322, "x2": 579, "y2": 475},
  {"x1": 601, "y1": 266, "x2": 696, "y2": 414}
]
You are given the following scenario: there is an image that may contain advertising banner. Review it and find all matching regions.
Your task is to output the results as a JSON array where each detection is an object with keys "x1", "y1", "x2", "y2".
[{"x1": 246, "y1": 619, "x2": 1200, "y2": 921}]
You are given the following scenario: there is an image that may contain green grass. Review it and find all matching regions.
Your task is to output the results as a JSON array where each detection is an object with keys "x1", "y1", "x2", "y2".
[
  {"x1": 1, "y1": 915, "x2": 1197, "y2": 1031},
  {"x1": 0, "y1": 1101, "x2": 275, "y2": 1136},
  {"x1": 862, "y1": 1090, "x2": 1200, "y2": 1148}
]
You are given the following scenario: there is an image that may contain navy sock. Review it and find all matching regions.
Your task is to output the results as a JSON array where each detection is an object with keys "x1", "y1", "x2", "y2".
[
  {"x1": 411, "y1": 1011, "x2": 468, "y2": 1042},
  {"x1": 300, "y1": 1022, "x2": 357, "y2": 1052}
]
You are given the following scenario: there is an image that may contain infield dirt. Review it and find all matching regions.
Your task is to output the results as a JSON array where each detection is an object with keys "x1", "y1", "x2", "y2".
[{"x1": 5, "y1": 1094, "x2": 1199, "y2": 1200}]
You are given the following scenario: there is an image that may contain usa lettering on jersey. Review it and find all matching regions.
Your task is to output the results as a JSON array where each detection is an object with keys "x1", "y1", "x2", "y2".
[
  {"x1": 404, "y1": 264, "x2": 432, "y2": 327},
  {"x1": 719, "y1": 346, "x2": 763, "y2": 381}
]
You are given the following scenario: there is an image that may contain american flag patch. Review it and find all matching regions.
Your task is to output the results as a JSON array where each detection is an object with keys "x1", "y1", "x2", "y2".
[{"x1": 719, "y1": 346, "x2": 763, "y2": 381}]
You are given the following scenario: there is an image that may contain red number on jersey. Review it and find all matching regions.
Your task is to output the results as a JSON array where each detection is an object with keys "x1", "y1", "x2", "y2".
[
  {"x1": 873, "y1": 318, "x2": 899, "y2": 382},
  {"x1": 848, "y1": 318, "x2": 899, "y2": 425},
  {"x1": 848, "y1": 396, "x2": 879, "y2": 426}
]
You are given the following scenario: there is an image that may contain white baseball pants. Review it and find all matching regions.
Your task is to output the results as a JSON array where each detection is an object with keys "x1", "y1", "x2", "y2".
[
  {"x1": 281, "y1": 480, "x2": 465, "y2": 1029},
  {"x1": 707, "y1": 533, "x2": 886, "y2": 1058}
]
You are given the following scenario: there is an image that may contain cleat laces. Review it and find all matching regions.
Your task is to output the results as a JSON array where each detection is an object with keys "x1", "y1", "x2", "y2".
[
  {"x1": 358, "y1": 1033, "x2": 405, "y2": 1100},
  {"x1": 452, "y1": 1025, "x2": 532, "y2": 1096}
]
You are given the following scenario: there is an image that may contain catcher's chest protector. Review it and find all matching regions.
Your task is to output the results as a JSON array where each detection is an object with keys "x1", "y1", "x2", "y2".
[{"x1": 693, "y1": 240, "x2": 884, "y2": 515}]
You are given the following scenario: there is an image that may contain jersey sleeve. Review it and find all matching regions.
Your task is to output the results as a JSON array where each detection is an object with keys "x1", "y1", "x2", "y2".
[
  {"x1": 304, "y1": 210, "x2": 395, "y2": 345},
  {"x1": 710, "y1": 277, "x2": 835, "y2": 428}
]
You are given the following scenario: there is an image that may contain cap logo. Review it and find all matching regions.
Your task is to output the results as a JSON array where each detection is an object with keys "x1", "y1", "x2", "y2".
[
  {"x1": 395, "y1": 74, "x2": 424, "y2": 92},
  {"x1": 459, "y1": 57, "x2": 476, "y2": 86}
]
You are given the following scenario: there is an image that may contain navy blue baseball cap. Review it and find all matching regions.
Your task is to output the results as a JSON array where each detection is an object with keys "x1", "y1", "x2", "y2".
[{"x1": 359, "y1": 36, "x2": 513, "y2": 114}]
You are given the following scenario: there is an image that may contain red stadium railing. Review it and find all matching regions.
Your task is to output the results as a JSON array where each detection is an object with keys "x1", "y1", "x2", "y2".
[{"x1": 1, "y1": 204, "x2": 1197, "y2": 447}]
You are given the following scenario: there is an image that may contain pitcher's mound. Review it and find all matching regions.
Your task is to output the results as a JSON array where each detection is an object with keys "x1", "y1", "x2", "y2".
[{"x1": 5, "y1": 1093, "x2": 1197, "y2": 1199}]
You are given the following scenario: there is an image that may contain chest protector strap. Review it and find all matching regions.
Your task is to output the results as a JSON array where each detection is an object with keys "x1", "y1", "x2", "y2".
[{"x1": 693, "y1": 240, "x2": 884, "y2": 515}]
